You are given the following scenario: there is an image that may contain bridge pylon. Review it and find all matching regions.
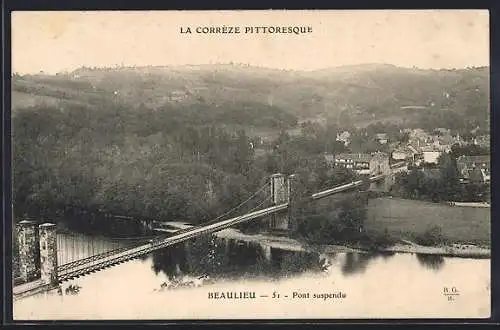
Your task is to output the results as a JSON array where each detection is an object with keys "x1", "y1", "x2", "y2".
[
  {"x1": 39, "y1": 223, "x2": 58, "y2": 286},
  {"x1": 17, "y1": 220, "x2": 40, "y2": 282},
  {"x1": 287, "y1": 174, "x2": 300, "y2": 233},
  {"x1": 268, "y1": 173, "x2": 299, "y2": 234},
  {"x1": 16, "y1": 221, "x2": 58, "y2": 287}
]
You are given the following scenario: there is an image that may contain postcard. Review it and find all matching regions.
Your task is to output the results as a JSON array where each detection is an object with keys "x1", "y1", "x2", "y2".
[{"x1": 10, "y1": 10, "x2": 490, "y2": 320}]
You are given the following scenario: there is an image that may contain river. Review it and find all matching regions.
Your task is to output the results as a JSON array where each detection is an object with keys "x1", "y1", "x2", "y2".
[{"x1": 13, "y1": 231, "x2": 491, "y2": 320}]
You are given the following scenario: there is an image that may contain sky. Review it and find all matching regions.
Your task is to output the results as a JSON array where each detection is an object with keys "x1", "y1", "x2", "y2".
[{"x1": 11, "y1": 10, "x2": 490, "y2": 74}]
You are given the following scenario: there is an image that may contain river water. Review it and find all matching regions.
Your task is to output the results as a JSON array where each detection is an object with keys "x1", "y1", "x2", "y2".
[{"x1": 13, "y1": 231, "x2": 491, "y2": 320}]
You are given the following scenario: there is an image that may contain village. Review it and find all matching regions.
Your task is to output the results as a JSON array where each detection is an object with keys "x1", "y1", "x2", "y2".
[
  {"x1": 250, "y1": 124, "x2": 490, "y2": 201},
  {"x1": 332, "y1": 128, "x2": 489, "y2": 184}
]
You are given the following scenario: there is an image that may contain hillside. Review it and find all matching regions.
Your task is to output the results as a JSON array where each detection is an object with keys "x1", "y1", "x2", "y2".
[
  {"x1": 11, "y1": 63, "x2": 490, "y2": 229},
  {"x1": 12, "y1": 63, "x2": 490, "y2": 130}
]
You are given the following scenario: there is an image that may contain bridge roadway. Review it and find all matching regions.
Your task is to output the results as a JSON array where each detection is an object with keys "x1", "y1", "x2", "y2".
[
  {"x1": 57, "y1": 203, "x2": 289, "y2": 282},
  {"x1": 56, "y1": 171, "x2": 394, "y2": 282},
  {"x1": 311, "y1": 173, "x2": 385, "y2": 200}
]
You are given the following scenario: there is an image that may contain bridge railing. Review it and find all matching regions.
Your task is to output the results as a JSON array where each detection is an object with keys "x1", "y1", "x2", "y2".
[
  {"x1": 57, "y1": 246, "x2": 133, "y2": 272},
  {"x1": 311, "y1": 180, "x2": 365, "y2": 200},
  {"x1": 59, "y1": 185, "x2": 272, "y2": 274},
  {"x1": 58, "y1": 203, "x2": 288, "y2": 278},
  {"x1": 57, "y1": 169, "x2": 407, "y2": 278},
  {"x1": 390, "y1": 161, "x2": 408, "y2": 169}
]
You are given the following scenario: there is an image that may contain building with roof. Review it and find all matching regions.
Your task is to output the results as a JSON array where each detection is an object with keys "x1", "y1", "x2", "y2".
[
  {"x1": 420, "y1": 146, "x2": 443, "y2": 164},
  {"x1": 375, "y1": 133, "x2": 388, "y2": 144},
  {"x1": 333, "y1": 152, "x2": 392, "y2": 192},
  {"x1": 334, "y1": 152, "x2": 390, "y2": 177},
  {"x1": 392, "y1": 145, "x2": 420, "y2": 162}
]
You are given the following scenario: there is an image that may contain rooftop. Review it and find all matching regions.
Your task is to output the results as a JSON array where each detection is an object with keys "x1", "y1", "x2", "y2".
[
  {"x1": 335, "y1": 153, "x2": 372, "y2": 162},
  {"x1": 393, "y1": 145, "x2": 418, "y2": 154}
]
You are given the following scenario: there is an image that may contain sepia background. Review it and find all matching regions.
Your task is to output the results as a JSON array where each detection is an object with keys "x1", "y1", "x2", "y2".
[
  {"x1": 12, "y1": 10, "x2": 489, "y2": 74},
  {"x1": 11, "y1": 10, "x2": 490, "y2": 320}
]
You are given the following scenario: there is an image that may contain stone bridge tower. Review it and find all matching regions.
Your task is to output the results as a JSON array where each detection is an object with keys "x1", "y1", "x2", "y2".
[
  {"x1": 16, "y1": 221, "x2": 58, "y2": 287},
  {"x1": 369, "y1": 152, "x2": 392, "y2": 192},
  {"x1": 267, "y1": 173, "x2": 300, "y2": 234}
]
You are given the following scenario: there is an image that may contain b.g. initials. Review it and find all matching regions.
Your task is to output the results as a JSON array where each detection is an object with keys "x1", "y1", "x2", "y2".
[{"x1": 443, "y1": 286, "x2": 459, "y2": 301}]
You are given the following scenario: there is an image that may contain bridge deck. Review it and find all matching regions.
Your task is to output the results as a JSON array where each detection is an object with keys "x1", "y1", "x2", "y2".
[
  {"x1": 56, "y1": 169, "x2": 404, "y2": 282},
  {"x1": 57, "y1": 203, "x2": 288, "y2": 282}
]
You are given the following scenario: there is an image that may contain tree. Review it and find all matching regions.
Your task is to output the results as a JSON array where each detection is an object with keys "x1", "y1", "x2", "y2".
[
  {"x1": 337, "y1": 192, "x2": 367, "y2": 237},
  {"x1": 397, "y1": 131, "x2": 410, "y2": 145},
  {"x1": 322, "y1": 167, "x2": 357, "y2": 189},
  {"x1": 450, "y1": 143, "x2": 489, "y2": 158},
  {"x1": 436, "y1": 153, "x2": 460, "y2": 201}
]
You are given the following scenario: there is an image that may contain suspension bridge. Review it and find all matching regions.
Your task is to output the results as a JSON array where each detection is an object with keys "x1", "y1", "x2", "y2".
[{"x1": 13, "y1": 161, "x2": 407, "y2": 298}]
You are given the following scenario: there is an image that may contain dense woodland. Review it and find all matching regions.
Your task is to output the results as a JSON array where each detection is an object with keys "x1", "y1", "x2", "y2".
[
  {"x1": 12, "y1": 102, "x2": 359, "y2": 229},
  {"x1": 12, "y1": 64, "x2": 490, "y2": 244}
]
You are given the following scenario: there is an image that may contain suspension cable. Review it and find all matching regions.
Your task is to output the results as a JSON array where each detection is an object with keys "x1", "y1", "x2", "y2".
[
  {"x1": 57, "y1": 182, "x2": 272, "y2": 268},
  {"x1": 244, "y1": 194, "x2": 273, "y2": 215},
  {"x1": 208, "y1": 182, "x2": 269, "y2": 223}
]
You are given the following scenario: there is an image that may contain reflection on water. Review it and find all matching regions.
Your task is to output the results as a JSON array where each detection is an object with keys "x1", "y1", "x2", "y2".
[
  {"x1": 13, "y1": 232, "x2": 491, "y2": 320},
  {"x1": 148, "y1": 236, "x2": 323, "y2": 282},
  {"x1": 416, "y1": 254, "x2": 445, "y2": 271},
  {"x1": 339, "y1": 251, "x2": 398, "y2": 276},
  {"x1": 341, "y1": 252, "x2": 373, "y2": 276}
]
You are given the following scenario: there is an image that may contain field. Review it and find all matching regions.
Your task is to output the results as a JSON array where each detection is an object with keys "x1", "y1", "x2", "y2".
[{"x1": 365, "y1": 197, "x2": 491, "y2": 246}]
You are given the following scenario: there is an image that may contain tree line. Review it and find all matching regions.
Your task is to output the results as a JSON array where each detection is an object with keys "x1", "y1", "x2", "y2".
[{"x1": 13, "y1": 103, "x2": 363, "y2": 243}]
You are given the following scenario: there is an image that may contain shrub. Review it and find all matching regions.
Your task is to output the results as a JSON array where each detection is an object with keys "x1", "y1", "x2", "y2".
[
  {"x1": 359, "y1": 228, "x2": 396, "y2": 250},
  {"x1": 415, "y1": 225, "x2": 446, "y2": 246}
]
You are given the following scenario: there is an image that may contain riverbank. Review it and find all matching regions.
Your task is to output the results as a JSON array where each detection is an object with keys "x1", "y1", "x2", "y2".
[
  {"x1": 304, "y1": 239, "x2": 490, "y2": 259},
  {"x1": 375, "y1": 240, "x2": 491, "y2": 259},
  {"x1": 162, "y1": 222, "x2": 490, "y2": 259}
]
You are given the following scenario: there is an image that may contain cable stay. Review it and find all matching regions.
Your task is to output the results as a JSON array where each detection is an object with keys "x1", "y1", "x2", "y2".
[
  {"x1": 208, "y1": 182, "x2": 270, "y2": 222},
  {"x1": 56, "y1": 181, "x2": 272, "y2": 270}
]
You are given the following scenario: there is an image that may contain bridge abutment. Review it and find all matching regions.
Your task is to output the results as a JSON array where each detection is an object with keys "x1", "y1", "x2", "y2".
[
  {"x1": 39, "y1": 223, "x2": 58, "y2": 286},
  {"x1": 17, "y1": 220, "x2": 40, "y2": 282}
]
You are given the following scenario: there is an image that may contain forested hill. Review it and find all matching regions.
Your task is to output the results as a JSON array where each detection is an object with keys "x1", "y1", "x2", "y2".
[
  {"x1": 12, "y1": 63, "x2": 489, "y2": 130},
  {"x1": 11, "y1": 64, "x2": 490, "y2": 226}
]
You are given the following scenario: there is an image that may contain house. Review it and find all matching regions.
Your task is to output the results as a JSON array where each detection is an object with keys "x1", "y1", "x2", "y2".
[
  {"x1": 457, "y1": 155, "x2": 490, "y2": 184},
  {"x1": 375, "y1": 133, "x2": 388, "y2": 144},
  {"x1": 421, "y1": 146, "x2": 442, "y2": 164},
  {"x1": 430, "y1": 138, "x2": 452, "y2": 153},
  {"x1": 336, "y1": 131, "x2": 351, "y2": 146},
  {"x1": 334, "y1": 153, "x2": 371, "y2": 175},
  {"x1": 391, "y1": 145, "x2": 419, "y2": 162},
  {"x1": 334, "y1": 152, "x2": 390, "y2": 176}
]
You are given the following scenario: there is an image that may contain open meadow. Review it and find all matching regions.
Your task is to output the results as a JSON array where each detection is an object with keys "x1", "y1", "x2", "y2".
[{"x1": 365, "y1": 197, "x2": 491, "y2": 246}]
